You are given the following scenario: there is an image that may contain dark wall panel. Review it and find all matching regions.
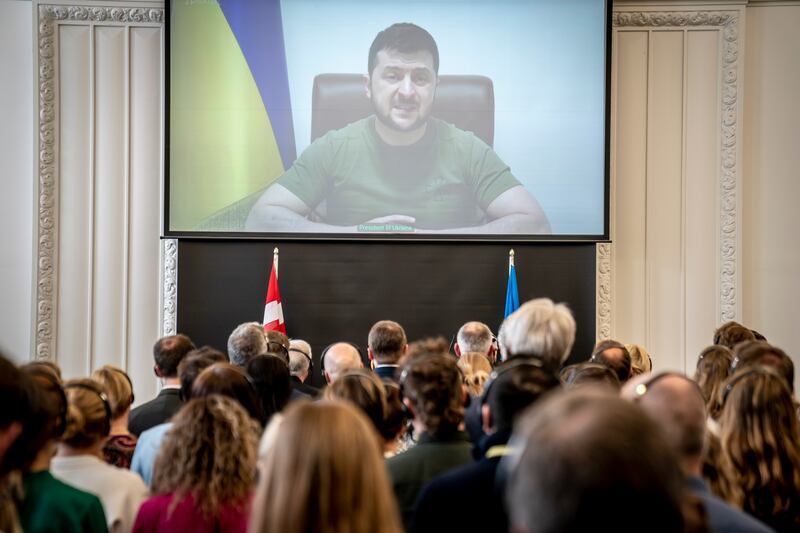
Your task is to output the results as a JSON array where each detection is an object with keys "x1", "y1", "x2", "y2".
[{"x1": 177, "y1": 240, "x2": 596, "y2": 386}]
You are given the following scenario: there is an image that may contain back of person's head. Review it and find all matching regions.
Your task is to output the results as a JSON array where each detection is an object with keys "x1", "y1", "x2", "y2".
[
  {"x1": 485, "y1": 359, "x2": 561, "y2": 433},
  {"x1": 1, "y1": 356, "x2": 41, "y2": 474},
  {"x1": 153, "y1": 395, "x2": 259, "y2": 518},
  {"x1": 15, "y1": 368, "x2": 66, "y2": 471},
  {"x1": 288, "y1": 339, "x2": 313, "y2": 378},
  {"x1": 381, "y1": 380, "x2": 409, "y2": 444},
  {"x1": 91, "y1": 365, "x2": 133, "y2": 420},
  {"x1": 497, "y1": 298, "x2": 576, "y2": 369},
  {"x1": 506, "y1": 389, "x2": 685, "y2": 533},
  {"x1": 717, "y1": 366, "x2": 800, "y2": 528},
  {"x1": 322, "y1": 342, "x2": 363, "y2": 383},
  {"x1": 227, "y1": 322, "x2": 267, "y2": 367},
  {"x1": 625, "y1": 343, "x2": 652, "y2": 376},
  {"x1": 589, "y1": 339, "x2": 632, "y2": 383},
  {"x1": 323, "y1": 369, "x2": 387, "y2": 437},
  {"x1": 251, "y1": 401, "x2": 402, "y2": 533},
  {"x1": 187, "y1": 345, "x2": 229, "y2": 362},
  {"x1": 368, "y1": 320, "x2": 407, "y2": 365},
  {"x1": 622, "y1": 373, "x2": 707, "y2": 470},
  {"x1": 732, "y1": 340, "x2": 794, "y2": 393},
  {"x1": 153, "y1": 334, "x2": 196, "y2": 378},
  {"x1": 368, "y1": 22, "x2": 439, "y2": 77},
  {"x1": 456, "y1": 321, "x2": 494, "y2": 356},
  {"x1": 405, "y1": 336, "x2": 450, "y2": 361},
  {"x1": 191, "y1": 363, "x2": 262, "y2": 423},
  {"x1": 265, "y1": 330, "x2": 290, "y2": 366},
  {"x1": 713, "y1": 321, "x2": 756, "y2": 349},
  {"x1": 178, "y1": 350, "x2": 228, "y2": 401},
  {"x1": 245, "y1": 354, "x2": 292, "y2": 426},
  {"x1": 457, "y1": 352, "x2": 492, "y2": 397},
  {"x1": 399, "y1": 352, "x2": 463, "y2": 437},
  {"x1": 560, "y1": 362, "x2": 621, "y2": 391},
  {"x1": 61, "y1": 378, "x2": 111, "y2": 449},
  {"x1": 20, "y1": 360, "x2": 62, "y2": 383},
  {"x1": 694, "y1": 345, "x2": 733, "y2": 419}
]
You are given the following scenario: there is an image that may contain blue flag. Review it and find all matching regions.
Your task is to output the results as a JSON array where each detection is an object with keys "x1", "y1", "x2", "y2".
[{"x1": 504, "y1": 264, "x2": 520, "y2": 319}]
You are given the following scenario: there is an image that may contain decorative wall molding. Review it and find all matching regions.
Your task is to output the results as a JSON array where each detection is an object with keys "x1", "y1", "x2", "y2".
[
  {"x1": 34, "y1": 3, "x2": 164, "y2": 361},
  {"x1": 596, "y1": 243, "x2": 612, "y2": 340},
  {"x1": 609, "y1": 8, "x2": 742, "y2": 329},
  {"x1": 161, "y1": 239, "x2": 177, "y2": 336}
]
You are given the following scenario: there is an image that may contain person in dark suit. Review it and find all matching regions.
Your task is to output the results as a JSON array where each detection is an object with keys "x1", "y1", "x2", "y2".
[
  {"x1": 411, "y1": 358, "x2": 561, "y2": 533},
  {"x1": 128, "y1": 334, "x2": 196, "y2": 436},
  {"x1": 288, "y1": 339, "x2": 319, "y2": 397},
  {"x1": 367, "y1": 320, "x2": 407, "y2": 382}
]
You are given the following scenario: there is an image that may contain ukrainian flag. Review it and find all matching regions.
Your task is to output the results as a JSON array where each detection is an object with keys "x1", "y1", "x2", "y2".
[{"x1": 169, "y1": 0, "x2": 296, "y2": 231}]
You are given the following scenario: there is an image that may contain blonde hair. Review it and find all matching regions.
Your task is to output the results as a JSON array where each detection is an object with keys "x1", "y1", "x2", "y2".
[
  {"x1": 91, "y1": 365, "x2": 133, "y2": 419},
  {"x1": 152, "y1": 395, "x2": 259, "y2": 518},
  {"x1": 61, "y1": 378, "x2": 110, "y2": 449},
  {"x1": 717, "y1": 368, "x2": 800, "y2": 529},
  {"x1": 249, "y1": 401, "x2": 402, "y2": 533},
  {"x1": 457, "y1": 352, "x2": 492, "y2": 396},
  {"x1": 625, "y1": 344, "x2": 652, "y2": 376}
]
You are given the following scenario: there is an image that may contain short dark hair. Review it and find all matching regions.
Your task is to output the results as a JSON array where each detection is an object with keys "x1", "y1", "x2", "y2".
[
  {"x1": 590, "y1": 340, "x2": 632, "y2": 383},
  {"x1": 399, "y1": 352, "x2": 462, "y2": 437},
  {"x1": 368, "y1": 320, "x2": 407, "y2": 364},
  {"x1": 265, "y1": 330, "x2": 291, "y2": 366},
  {"x1": 732, "y1": 341, "x2": 794, "y2": 393},
  {"x1": 560, "y1": 362, "x2": 621, "y2": 391},
  {"x1": 178, "y1": 350, "x2": 228, "y2": 401},
  {"x1": 368, "y1": 23, "x2": 439, "y2": 77},
  {"x1": 153, "y1": 334, "x2": 196, "y2": 377},
  {"x1": 487, "y1": 363, "x2": 560, "y2": 432},
  {"x1": 192, "y1": 363, "x2": 262, "y2": 423},
  {"x1": 1, "y1": 355, "x2": 43, "y2": 474}
]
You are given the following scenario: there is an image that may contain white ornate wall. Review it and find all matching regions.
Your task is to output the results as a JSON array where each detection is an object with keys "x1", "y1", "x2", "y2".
[{"x1": 32, "y1": 0, "x2": 164, "y2": 402}]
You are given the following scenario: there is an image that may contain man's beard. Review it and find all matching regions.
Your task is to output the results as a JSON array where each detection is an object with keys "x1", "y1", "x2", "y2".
[{"x1": 373, "y1": 97, "x2": 430, "y2": 132}]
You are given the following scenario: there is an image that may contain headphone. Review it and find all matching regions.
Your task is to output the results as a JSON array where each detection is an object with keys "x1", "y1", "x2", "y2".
[
  {"x1": 63, "y1": 382, "x2": 112, "y2": 437},
  {"x1": 479, "y1": 356, "x2": 554, "y2": 407},
  {"x1": 289, "y1": 346, "x2": 313, "y2": 374},
  {"x1": 720, "y1": 366, "x2": 784, "y2": 407}
]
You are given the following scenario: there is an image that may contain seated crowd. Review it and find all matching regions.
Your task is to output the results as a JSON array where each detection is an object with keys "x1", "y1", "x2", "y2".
[{"x1": 0, "y1": 301, "x2": 798, "y2": 532}]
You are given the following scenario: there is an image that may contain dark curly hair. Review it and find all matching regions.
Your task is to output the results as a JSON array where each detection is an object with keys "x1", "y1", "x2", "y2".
[{"x1": 399, "y1": 352, "x2": 463, "y2": 437}]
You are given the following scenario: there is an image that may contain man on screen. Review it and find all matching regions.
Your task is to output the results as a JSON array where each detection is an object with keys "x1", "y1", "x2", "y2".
[{"x1": 245, "y1": 23, "x2": 551, "y2": 234}]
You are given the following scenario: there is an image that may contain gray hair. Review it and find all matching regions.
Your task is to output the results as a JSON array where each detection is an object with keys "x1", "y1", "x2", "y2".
[
  {"x1": 456, "y1": 321, "x2": 494, "y2": 354},
  {"x1": 322, "y1": 343, "x2": 363, "y2": 382},
  {"x1": 288, "y1": 339, "x2": 312, "y2": 376},
  {"x1": 227, "y1": 322, "x2": 267, "y2": 367},
  {"x1": 498, "y1": 298, "x2": 576, "y2": 368}
]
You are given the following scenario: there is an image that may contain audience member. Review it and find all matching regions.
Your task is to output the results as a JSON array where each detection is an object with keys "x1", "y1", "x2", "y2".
[
  {"x1": 131, "y1": 351, "x2": 230, "y2": 486},
  {"x1": 505, "y1": 388, "x2": 689, "y2": 533},
  {"x1": 134, "y1": 395, "x2": 260, "y2": 532},
  {"x1": 622, "y1": 372, "x2": 774, "y2": 533},
  {"x1": 129, "y1": 334, "x2": 195, "y2": 436},
  {"x1": 412, "y1": 358, "x2": 560, "y2": 533},
  {"x1": 368, "y1": 320, "x2": 408, "y2": 381},
  {"x1": 713, "y1": 321, "x2": 756, "y2": 350},
  {"x1": 16, "y1": 370, "x2": 108, "y2": 533},
  {"x1": 322, "y1": 342, "x2": 363, "y2": 384},
  {"x1": 21, "y1": 360, "x2": 62, "y2": 383},
  {"x1": 382, "y1": 381, "x2": 410, "y2": 457},
  {"x1": 716, "y1": 367, "x2": 800, "y2": 532},
  {"x1": 496, "y1": 297, "x2": 576, "y2": 369},
  {"x1": 589, "y1": 339, "x2": 633, "y2": 383},
  {"x1": 191, "y1": 363, "x2": 263, "y2": 423},
  {"x1": 456, "y1": 351, "x2": 493, "y2": 396},
  {"x1": 625, "y1": 343, "x2": 653, "y2": 376},
  {"x1": 250, "y1": 401, "x2": 402, "y2": 533},
  {"x1": 694, "y1": 345, "x2": 734, "y2": 420},
  {"x1": 388, "y1": 351, "x2": 472, "y2": 528},
  {"x1": 91, "y1": 365, "x2": 137, "y2": 468},
  {"x1": 51, "y1": 379, "x2": 148, "y2": 533},
  {"x1": 288, "y1": 339, "x2": 318, "y2": 397},
  {"x1": 454, "y1": 321, "x2": 497, "y2": 364},
  {"x1": 228, "y1": 322, "x2": 268, "y2": 367},
  {"x1": 264, "y1": 329, "x2": 291, "y2": 366},
  {"x1": 323, "y1": 369, "x2": 388, "y2": 444},
  {"x1": 731, "y1": 340, "x2": 794, "y2": 393},
  {"x1": 245, "y1": 354, "x2": 292, "y2": 426},
  {"x1": 560, "y1": 361, "x2": 621, "y2": 391}
]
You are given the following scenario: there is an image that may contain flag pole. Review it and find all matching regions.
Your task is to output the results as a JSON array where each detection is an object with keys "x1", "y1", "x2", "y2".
[
  {"x1": 509, "y1": 249, "x2": 515, "y2": 273},
  {"x1": 273, "y1": 247, "x2": 279, "y2": 277}
]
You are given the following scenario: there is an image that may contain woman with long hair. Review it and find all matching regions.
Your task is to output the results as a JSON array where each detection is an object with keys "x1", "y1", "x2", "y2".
[
  {"x1": 91, "y1": 365, "x2": 137, "y2": 468},
  {"x1": 456, "y1": 352, "x2": 492, "y2": 397},
  {"x1": 249, "y1": 401, "x2": 402, "y2": 533},
  {"x1": 694, "y1": 345, "x2": 734, "y2": 420},
  {"x1": 716, "y1": 366, "x2": 800, "y2": 532},
  {"x1": 51, "y1": 378, "x2": 148, "y2": 533},
  {"x1": 133, "y1": 395, "x2": 260, "y2": 532}
]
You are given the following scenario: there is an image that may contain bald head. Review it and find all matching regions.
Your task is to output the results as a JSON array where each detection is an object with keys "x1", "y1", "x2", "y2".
[
  {"x1": 323, "y1": 343, "x2": 363, "y2": 383},
  {"x1": 456, "y1": 321, "x2": 494, "y2": 359},
  {"x1": 622, "y1": 373, "x2": 707, "y2": 474}
]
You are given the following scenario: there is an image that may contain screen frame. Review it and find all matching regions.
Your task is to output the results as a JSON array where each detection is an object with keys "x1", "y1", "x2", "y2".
[{"x1": 162, "y1": 0, "x2": 613, "y2": 243}]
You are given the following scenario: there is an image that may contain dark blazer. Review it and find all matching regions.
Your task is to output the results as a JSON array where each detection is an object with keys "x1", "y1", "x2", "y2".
[
  {"x1": 128, "y1": 388, "x2": 183, "y2": 437},
  {"x1": 373, "y1": 364, "x2": 399, "y2": 382},
  {"x1": 410, "y1": 430, "x2": 511, "y2": 533},
  {"x1": 290, "y1": 375, "x2": 319, "y2": 398},
  {"x1": 687, "y1": 476, "x2": 776, "y2": 533}
]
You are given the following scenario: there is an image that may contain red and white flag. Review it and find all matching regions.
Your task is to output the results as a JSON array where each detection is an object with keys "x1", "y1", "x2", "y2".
[{"x1": 263, "y1": 249, "x2": 286, "y2": 334}]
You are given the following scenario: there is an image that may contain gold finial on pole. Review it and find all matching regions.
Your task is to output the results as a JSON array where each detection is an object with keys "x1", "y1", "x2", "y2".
[
  {"x1": 509, "y1": 249, "x2": 515, "y2": 271},
  {"x1": 273, "y1": 247, "x2": 279, "y2": 277}
]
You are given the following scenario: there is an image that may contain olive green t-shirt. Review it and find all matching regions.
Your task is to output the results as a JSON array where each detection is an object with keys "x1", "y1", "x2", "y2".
[
  {"x1": 18, "y1": 471, "x2": 108, "y2": 533},
  {"x1": 278, "y1": 116, "x2": 521, "y2": 230}
]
